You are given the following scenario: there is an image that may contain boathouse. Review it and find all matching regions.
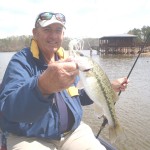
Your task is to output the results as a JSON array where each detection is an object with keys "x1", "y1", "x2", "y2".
[{"x1": 98, "y1": 34, "x2": 137, "y2": 54}]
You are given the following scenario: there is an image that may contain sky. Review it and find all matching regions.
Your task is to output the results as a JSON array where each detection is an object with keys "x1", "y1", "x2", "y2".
[{"x1": 0, "y1": 0, "x2": 150, "y2": 39}]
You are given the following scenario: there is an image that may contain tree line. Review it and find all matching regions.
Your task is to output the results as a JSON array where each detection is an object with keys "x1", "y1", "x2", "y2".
[
  {"x1": 0, "y1": 35, "x2": 95, "y2": 52},
  {"x1": 0, "y1": 25, "x2": 150, "y2": 52},
  {"x1": 0, "y1": 35, "x2": 32, "y2": 52},
  {"x1": 128, "y1": 25, "x2": 150, "y2": 43}
]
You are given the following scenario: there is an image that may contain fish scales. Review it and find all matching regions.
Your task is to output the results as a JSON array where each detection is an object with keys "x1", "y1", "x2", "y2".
[{"x1": 81, "y1": 57, "x2": 118, "y2": 123}]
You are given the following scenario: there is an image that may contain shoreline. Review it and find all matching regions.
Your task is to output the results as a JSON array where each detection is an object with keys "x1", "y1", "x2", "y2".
[
  {"x1": 141, "y1": 51, "x2": 150, "y2": 56},
  {"x1": 1, "y1": 50, "x2": 150, "y2": 56}
]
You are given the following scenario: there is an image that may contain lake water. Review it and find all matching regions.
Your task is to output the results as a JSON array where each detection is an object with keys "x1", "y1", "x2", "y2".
[{"x1": 0, "y1": 51, "x2": 150, "y2": 150}]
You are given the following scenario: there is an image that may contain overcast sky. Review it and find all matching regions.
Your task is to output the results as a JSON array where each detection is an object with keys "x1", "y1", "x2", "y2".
[{"x1": 0, "y1": 0, "x2": 150, "y2": 38}]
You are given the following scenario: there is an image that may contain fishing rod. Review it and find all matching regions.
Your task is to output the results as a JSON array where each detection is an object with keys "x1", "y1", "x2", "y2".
[
  {"x1": 118, "y1": 34, "x2": 150, "y2": 95},
  {"x1": 96, "y1": 34, "x2": 150, "y2": 139}
]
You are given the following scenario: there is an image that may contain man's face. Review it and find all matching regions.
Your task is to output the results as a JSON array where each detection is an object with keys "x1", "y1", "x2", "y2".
[{"x1": 33, "y1": 23, "x2": 64, "y2": 54}]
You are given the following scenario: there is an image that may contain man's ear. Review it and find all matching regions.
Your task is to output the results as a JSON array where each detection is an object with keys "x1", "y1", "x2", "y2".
[{"x1": 32, "y1": 28, "x2": 37, "y2": 39}]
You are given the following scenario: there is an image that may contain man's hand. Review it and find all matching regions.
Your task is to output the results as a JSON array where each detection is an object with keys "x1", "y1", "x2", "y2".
[
  {"x1": 38, "y1": 59, "x2": 79, "y2": 95},
  {"x1": 111, "y1": 77, "x2": 129, "y2": 92}
]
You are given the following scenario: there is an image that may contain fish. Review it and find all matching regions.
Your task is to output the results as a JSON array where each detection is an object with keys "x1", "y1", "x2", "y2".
[{"x1": 70, "y1": 49, "x2": 123, "y2": 143}]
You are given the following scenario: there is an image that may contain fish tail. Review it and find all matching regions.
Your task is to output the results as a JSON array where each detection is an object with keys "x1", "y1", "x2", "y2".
[{"x1": 109, "y1": 122, "x2": 124, "y2": 143}]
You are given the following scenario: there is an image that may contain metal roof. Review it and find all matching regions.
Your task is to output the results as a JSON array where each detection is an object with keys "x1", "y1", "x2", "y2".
[{"x1": 100, "y1": 34, "x2": 137, "y2": 39}]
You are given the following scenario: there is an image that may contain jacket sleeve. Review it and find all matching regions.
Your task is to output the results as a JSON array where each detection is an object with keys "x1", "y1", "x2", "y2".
[{"x1": 0, "y1": 51, "x2": 54, "y2": 123}]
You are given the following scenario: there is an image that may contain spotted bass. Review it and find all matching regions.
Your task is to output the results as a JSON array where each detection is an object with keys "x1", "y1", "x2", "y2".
[{"x1": 72, "y1": 50, "x2": 123, "y2": 143}]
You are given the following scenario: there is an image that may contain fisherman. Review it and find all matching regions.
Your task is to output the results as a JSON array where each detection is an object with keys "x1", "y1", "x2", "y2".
[{"x1": 0, "y1": 12, "x2": 128, "y2": 150}]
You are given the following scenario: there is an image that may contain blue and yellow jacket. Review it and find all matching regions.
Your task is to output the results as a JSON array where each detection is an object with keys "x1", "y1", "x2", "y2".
[{"x1": 0, "y1": 40, "x2": 93, "y2": 140}]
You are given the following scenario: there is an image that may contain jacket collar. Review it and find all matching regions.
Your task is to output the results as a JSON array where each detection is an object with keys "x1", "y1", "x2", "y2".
[{"x1": 30, "y1": 39, "x2": 66, "y2": 60}]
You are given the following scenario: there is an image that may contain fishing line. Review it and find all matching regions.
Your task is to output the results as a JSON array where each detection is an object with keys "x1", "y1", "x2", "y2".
[{"x1": 96, "y1": 34, "x2": 150, "y2": 139}]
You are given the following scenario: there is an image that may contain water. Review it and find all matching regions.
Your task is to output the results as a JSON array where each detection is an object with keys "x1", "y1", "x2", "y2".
[
  {"x1": 0, "y1": 51, "x2": 150, "y2": 150},
  {"x1": 0, "y1": 52, "x2": 16, "y2": 81}
]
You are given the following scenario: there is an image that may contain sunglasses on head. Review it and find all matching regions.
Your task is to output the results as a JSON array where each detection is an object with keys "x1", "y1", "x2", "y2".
[{"x1": 35, "y1": 12, "x2": 66, "y2": 26}]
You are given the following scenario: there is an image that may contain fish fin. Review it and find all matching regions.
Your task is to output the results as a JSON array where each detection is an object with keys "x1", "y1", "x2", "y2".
[{"x1": 109, "y1": 122, "x2": 124, "y2": 143}]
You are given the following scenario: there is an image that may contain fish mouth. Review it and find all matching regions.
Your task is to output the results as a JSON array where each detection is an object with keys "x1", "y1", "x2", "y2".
[
  {"x1": 78, "y1": 64, "x2": 93, "y2": 72},
  {"x1": 74, "y1": 56, "x2": 93, "y2": 72},
  {"x1": 83, "y1": 69, "x2": 91, "y2": 72}
]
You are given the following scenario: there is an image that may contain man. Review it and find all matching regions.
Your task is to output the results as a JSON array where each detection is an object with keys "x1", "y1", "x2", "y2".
[{"x1": 0, "y1": 12, "x2": 128, "y2": 150}]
